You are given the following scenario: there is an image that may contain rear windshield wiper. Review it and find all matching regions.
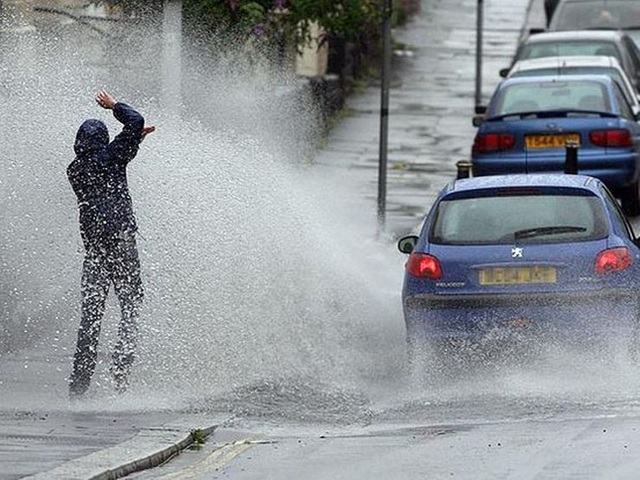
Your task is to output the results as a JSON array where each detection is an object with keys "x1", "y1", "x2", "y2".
[{"x1": 514, "y1": 225, "x2": 587, "y2": 240}]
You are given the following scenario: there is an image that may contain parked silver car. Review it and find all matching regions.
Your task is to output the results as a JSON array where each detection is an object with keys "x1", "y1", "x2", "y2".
[
  {"x1": 501, "y1": 55, "x2": 640, "y2": 115},
  {"x1": 504, "y1": 30, "x2": 640, "y2": 91}
]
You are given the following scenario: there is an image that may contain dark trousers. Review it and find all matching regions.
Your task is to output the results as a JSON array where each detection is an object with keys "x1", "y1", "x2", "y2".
[{"x1": 69, "y1": 235, "x2": 143, "y2": 394}]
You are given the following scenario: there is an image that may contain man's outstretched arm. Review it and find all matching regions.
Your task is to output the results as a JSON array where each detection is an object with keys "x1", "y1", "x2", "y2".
[{"x1": 96, "y1": 91, "x2": 155, "y2": 163}]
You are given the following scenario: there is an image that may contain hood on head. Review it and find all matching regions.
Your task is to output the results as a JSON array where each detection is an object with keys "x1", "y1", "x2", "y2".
[{"x1": 74, "y1": 119, "x2": 109, "y2": 155}]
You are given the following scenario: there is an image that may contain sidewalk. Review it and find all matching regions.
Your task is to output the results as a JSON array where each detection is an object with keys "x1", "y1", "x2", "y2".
[
  {"x1": 0, "y1": 344, "x2": 229, "y2": 480},
  {"x1": 0, "y1": 0, "x2": 536, "y2": 478},
  {"x1": 314, "y1": 0, "x2": 543, "y2": 237}
]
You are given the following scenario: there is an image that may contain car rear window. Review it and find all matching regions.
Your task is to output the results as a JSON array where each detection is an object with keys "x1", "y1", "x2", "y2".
[
  {"x1": 510, "y1": 67, "x2": 635, "y2": 106},
  {"x1": 519, "y1": 41, "x2": 622, "y2": 63},
  {"x1": 552, "y1": 0, "x2": 640, "y2": 30},
  {"x1": 430, "y1": 192, "x2": 608, "y2": 245},
  {"x1": 496, "y1": 80, "x2": 610, "y2": 115}
]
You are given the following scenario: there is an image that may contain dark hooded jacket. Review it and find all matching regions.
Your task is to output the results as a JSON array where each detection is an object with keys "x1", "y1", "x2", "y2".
[{"x1": 68, "y1": 103, "x2": 145, "y2": 247}]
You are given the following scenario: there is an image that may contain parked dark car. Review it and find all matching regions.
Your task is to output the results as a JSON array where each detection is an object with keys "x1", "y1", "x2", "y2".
[
  {"x1": 471, "y1": 75, "x2": 640, "y2": 215},
  {"x1": 548, "y1": 0, "x2": 640, "y2": 48},
  {"x1": 398, "y1": 174, "x2": 640, "y2": 374},
  {"x1": 503, "y1": 30, "x2": 640, "y2": 90}
]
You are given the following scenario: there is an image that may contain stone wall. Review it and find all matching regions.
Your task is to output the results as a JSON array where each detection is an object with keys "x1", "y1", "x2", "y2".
[{"x1": 401, "y1": 0, "x2": 421, "y2": 15}]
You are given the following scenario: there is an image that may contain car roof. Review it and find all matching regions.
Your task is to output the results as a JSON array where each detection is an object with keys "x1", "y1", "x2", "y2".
[
  {"x1": 505, "y1": 56, "x2": 639, "y2": 108},
  {"x1": 524, "y1": 30, "x2": 628, "y2": 44},
  {"x1": 553, "y1": 0, "x2": 637, "y2": 9},
  {"x1": 498, "y1": 73, "x2": 616, "y2": 88},
  {"x1": 551, "y1": 0, "x2": 638, "y2": 14},
  {"x1": 554, "y1": 0, "x2": 636, "y2": 7},
  {"x1": 555, "y1": 0, "x2": 633, "y2": 3},
  {"x1": 510, "y1": 55, "x2": 623, "y2": 72},
  {"x1": 446, "y1": 174, "x2": 603, "y2": 195}
]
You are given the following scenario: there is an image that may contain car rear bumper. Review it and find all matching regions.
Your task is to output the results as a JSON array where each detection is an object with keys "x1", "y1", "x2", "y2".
[
  {"x1": 472, "y1": 151, "x2": 640, "y2": 189},
  {"x1": 404, "y1": 289, "x2": 640, "y2": 342}
]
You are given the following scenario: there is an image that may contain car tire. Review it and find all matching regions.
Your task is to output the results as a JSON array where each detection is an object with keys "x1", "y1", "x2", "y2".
[
  {"x1": 629, "y1": 315, "x2": 640, "y2": 365},
  {"x1": 629, "y1": 343, "x2": 639, "y2": 365},
  {"x1": 620, "y1": 181, "x2": 640, "y2": 217},
  {"x1": 406, "y1": 327, "x2": 451, "y2": 385},
  {"x1": 406, "y1": 330, "x2": 430, "y2": 384},
  {"x1": 406, "y1": 332, "x2": 463, "y2": 384}
]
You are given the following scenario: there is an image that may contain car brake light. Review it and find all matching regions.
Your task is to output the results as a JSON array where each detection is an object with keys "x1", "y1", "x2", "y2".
[
  {"x1": 406, "y1": 253, "x2": 443, "y2": 279},
  {"x1": 595, "y1": 247, "x2": 632, "y2": 274},
  {"x1": 472, "y1": 133, "x2": 516, "y2": 154},
  {"x1": 589, "y1": 129, "x2": 633, "y2": 147}
]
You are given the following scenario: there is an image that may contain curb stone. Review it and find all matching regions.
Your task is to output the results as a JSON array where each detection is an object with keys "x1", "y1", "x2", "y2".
[{"x1": 24, "y1": 416, "x2": 228, "y2": 480}]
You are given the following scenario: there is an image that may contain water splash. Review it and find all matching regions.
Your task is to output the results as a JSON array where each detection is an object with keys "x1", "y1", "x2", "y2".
[{"x1": 0, "y1": 5, "x2": 406, "y2": 413}]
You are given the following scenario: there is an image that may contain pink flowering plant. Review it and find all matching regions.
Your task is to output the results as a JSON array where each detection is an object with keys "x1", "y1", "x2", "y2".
[
  {"x1": 96, "y1": 0, "x2": 404, "y2": 61},
  {"x1": 183, "y1": 0, "x2": 384, "y2": 49}
]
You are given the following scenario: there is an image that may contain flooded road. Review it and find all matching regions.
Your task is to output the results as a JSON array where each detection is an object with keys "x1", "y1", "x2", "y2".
[{"x1": 125, "y1": 357, "x2": 640, "y2": 479}]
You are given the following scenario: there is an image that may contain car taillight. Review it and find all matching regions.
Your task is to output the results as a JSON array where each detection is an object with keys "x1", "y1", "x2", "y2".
[
  {"x1": 595, "y1": 247, "x2": 632, "y2": 274},
  {"x1": 472, "y1": 133, "x2": 516, "y2": 154},
  {"x1": 589, "y1": 129, "x2": 633, "y2": 147},
  {"x1": 406, "y1": 253, "x2": 443, "y2": 279}
]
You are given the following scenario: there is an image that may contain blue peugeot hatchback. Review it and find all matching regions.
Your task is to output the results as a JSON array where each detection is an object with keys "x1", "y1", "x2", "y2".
[
  {"x1": 398, "y1": 174, "x2": 640, "y2": 372},
  {"x1": 471, "y1": 75, "x2": 640, "y2": 215}
]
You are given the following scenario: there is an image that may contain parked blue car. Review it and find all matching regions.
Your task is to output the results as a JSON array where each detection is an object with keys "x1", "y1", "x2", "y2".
[
  {"x1": 398, "y1": 174, "x2": 640, "y2": 372},
  {"x1": 471, "y1": 75, "x2": 640, "y2": 215}
]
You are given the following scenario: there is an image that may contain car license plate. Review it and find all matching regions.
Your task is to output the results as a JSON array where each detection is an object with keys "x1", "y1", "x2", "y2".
[
  {"x1": 525, "y1": 134, "x2": 580, "y2": 149},
  {"x1": 479, "y1": 266, "x2": 557, "y2": 285}
]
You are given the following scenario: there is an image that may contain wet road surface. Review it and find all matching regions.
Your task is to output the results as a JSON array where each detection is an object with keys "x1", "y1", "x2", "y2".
[{"x1": 5, "y1": 0, "x2": 640, "y2": 478}]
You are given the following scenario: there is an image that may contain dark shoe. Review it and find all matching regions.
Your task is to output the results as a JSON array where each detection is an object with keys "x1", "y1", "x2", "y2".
[
  {"x1": 68, "y1": 378, "x2": 90, "y2": 398},
  {"x1": 112, "y1": 369, "x2": 129, "y2": 394}
]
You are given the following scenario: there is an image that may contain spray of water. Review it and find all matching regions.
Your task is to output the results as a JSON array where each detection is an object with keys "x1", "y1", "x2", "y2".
[
  {"x1": 0, "y1": 6, "x2": 406, "y2": 414},
  {"x1": 4, "y1": 5, "x2": 637, "y2": 423}
]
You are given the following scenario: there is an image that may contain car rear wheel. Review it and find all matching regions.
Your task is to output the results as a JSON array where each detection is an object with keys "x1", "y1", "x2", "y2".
[
  {"x1": 406, "y1": 330, "x2": 430, "y2": 384},
  {"x1": 406, "y1": 333, "x2": 464, "y2": 383},
  {"x1": 629, "y1": 316, "x2": 640, "y2": 365},
  {"x1": 620, "y1": 181, "x2": 640, "y2": 217}
]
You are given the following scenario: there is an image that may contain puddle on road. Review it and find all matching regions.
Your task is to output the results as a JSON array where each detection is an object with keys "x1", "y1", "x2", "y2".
[
  {"x1": 374, "y1": 339, "x2": 640, "y2": 427},
  {"x1": 191, "y1": 376, "x2": 375, "y2": 425}
]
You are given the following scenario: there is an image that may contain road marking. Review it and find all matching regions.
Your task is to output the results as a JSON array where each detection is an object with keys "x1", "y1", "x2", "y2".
[{"x1": 155, "y1": 437, "x2": 270, "y2": 479}]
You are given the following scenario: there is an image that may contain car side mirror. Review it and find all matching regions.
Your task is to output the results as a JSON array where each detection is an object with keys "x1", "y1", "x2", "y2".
[
  {"x1": 397, "y1": 235, "x2": 419, "y2": 254},
  {"x1": 472, "y1": 115, "x2": 485, "y2": 127},
  {"x1": 475, "y1": 105, "x2": 487, "y2": 115},
  {"x1": 499, "y1": 67, "x2": 510, "y2": 78}
]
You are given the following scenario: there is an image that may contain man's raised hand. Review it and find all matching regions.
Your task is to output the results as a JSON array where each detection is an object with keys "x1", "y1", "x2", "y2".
[{"x1": 95, "y1": 91, "x2": 117, "y2": 110}]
